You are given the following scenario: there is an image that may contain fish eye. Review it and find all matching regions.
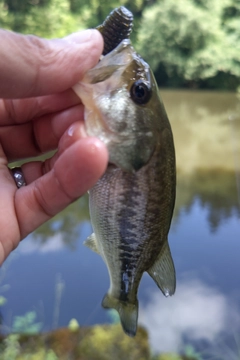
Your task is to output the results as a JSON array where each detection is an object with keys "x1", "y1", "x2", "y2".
[{"x1": 130, "y1": 80, "x2": 152, "y2": 105}]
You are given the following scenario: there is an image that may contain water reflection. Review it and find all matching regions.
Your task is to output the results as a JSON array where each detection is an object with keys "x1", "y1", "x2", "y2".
[
  {"x1": 1, "y1": 90, "x2": 240, "y2": 358},
  {"x1": 32, "y1": 194, "x2": 90, "y2": 249},
  {"x1": 19, "y1": 233, "x2": 66, "y2": 254},
  {"x1": 162, "y1": 90, "x2": 240, "y2": 174},
  {"x1": 139, "y1": 278, "x2": 240, "y2": 353},
  {"x1": 29, "y1": 90, "x2": 240, "y2": 245},
  {"x1": 175, "y1": 169, "x2": 240, "y2": 231}
]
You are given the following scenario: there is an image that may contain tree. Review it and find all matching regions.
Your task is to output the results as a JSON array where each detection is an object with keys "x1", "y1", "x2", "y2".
[
  {"x1": 0, "y1": 0, "x2": 240, "y2": 89},
  {"x1": 136, "y1": 0, "x2": 240, "y2": 89},
  {"x1": 0, "y1": 0, "x2": 82, "y2": 37}
]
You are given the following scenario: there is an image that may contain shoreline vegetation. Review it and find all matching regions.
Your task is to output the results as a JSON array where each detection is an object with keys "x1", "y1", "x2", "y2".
[
  {"x1": 0, "y1": 0, "x2": 240, "y2": 91},
  {"x1": 0, "y1": 323, "x2": 199, "y2": 360}
]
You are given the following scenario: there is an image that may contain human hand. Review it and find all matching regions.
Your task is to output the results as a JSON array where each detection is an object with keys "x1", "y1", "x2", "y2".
[{"x1": 0, "y1": 29, "x2": 108, "y2": 264}]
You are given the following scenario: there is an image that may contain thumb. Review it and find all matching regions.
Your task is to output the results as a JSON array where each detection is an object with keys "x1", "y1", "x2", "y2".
[{"x1": 0, "y1": 29, "x2": 103, "y2": 98}]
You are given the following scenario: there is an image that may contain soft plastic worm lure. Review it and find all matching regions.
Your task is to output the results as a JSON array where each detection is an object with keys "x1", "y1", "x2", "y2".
[{"x1": 96, "y1": 6, "x2": 133, "y2": 55}]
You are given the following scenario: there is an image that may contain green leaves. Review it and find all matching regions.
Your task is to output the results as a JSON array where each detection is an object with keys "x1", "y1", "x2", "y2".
[
  {"x1": 137, "y1": 0, "x2": 240, "y2": 89},
  {"x1": 0, "y1": 0, "x2": 239, "y2": 88},
  {"x1": 12, "y1": 311, "x2": 42, "y2": 335},
  {"x1": 0, "y1": 0, "x2": 82, "y2": 36}
]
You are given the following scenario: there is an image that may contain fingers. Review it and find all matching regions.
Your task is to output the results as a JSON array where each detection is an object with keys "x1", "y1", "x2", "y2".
[
  {"x1": 0, "y1": 28, "x2": 106, "y2": 264},
  {"x1": 0, "y1": 146, "x2": 22, "y2": 264},
  {"x1": 0, "y1": 29, "x2": 103, "y2": 98},
  {"x1": 21, "y1": 121, "x2": 87, "y2": 183},
  {"x1": 14, "y1": 137, "x2": 108, "y2": 239},
  {"x1": 0, "y1": 104, "x2": 85, "y2": 162},
  {"x1": 0, "y1": 89, "x2": 81, "y2": 125},
  {"x1": 0, "y1": 123, "x2": 108, "y2": 264}
]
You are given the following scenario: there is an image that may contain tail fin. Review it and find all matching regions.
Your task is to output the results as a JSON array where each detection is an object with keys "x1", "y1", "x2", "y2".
[{"x1": 102, "y1": 293, "x2": 138, "y2": 337}]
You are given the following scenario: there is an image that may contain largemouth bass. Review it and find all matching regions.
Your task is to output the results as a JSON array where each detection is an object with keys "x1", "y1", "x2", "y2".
[{"x1": 73, "y1": 7, "x2": 176, "y2": 337}]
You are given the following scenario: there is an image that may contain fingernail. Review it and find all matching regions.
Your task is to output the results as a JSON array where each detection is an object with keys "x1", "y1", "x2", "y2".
[
  {"x1": 68, "y1": 125, "x2": 75, "y2": 136},
  {"x1": 64, "y1": 29, "x2": 97, "y2": 45},
  {"x1": 68, "y1": 122, "x2": 87, "y2": 138}
]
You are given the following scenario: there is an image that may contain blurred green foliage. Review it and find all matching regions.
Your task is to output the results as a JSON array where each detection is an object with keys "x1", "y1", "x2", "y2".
[
  {"x1": 137, "y1": 0, "x2": 240, "y2": 89},
  {"x1": 0, "y1": 333, "x2": 58, "y2": 360},
  {"x1": 1, "y1": 334, "x2": 21, "y2": 360},
  {"x1": 12, "y1": 311, "x2": 42, "y2": 335},
  {"x1": 0, "y1": 323, "x2": 199, "y2": 359},
  {"x1": 0, "y1": 0, "x2": 82, "y2": 36},
  {"x1": 78, "y1": 324, "x2": 150, "y2": 360},
  {"x1": 0, "y1": 0, "x2": 239, "y2": 89}
]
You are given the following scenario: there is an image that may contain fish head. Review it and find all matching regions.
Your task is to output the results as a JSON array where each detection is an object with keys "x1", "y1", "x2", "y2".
[{"x1": 73, "y1": 39, "x2": 161, "y2": 172}]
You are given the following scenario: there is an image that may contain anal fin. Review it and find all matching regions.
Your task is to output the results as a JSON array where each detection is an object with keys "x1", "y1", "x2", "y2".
[
  {"x1": 84, "y1": 233, "x2": 100, "y2": 254},
  {"x1": 147, "y1": 241, "x2": 176, "y2": 296}
]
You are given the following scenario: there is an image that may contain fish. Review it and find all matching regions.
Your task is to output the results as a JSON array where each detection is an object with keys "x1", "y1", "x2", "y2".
[{"x1": 72, "y1": 7, "x2": 176, "y2": 337}]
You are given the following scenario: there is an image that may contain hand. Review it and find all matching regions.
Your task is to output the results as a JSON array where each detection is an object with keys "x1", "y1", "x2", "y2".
[{"x1": 0, "y1": 29, "x2": 108, "y2": 264}]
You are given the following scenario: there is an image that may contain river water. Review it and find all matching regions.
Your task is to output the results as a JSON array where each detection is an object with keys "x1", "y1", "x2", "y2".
[{"x1": 1, "y1": 90, "x2": 240, "y2": 358}]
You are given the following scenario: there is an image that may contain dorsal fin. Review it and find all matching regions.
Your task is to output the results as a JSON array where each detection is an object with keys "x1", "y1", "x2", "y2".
[{"x1": 147, "y1": 241, "x2": 176, "y2": 296}]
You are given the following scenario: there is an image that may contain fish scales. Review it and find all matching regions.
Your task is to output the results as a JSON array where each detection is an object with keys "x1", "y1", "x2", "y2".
[
  {"x1": 72, "y1": 6, "x2": 176, "y2": 337},
  {"x1": 89, "y1": 134, "x2": 175, "y2": 330}
]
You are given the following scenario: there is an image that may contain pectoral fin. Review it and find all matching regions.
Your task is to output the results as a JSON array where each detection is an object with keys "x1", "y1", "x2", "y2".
[
  {"x1": 148, "y1": 242, "x2": 176, "y2": 296},
  {"x1": 84, "y1": 233, "x2": 100, "y2": 254}
]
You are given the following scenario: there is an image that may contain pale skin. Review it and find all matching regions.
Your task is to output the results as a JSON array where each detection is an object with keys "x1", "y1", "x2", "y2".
[{"x1": 0, "y1": 28, "x2": 108, "y2": 265}]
